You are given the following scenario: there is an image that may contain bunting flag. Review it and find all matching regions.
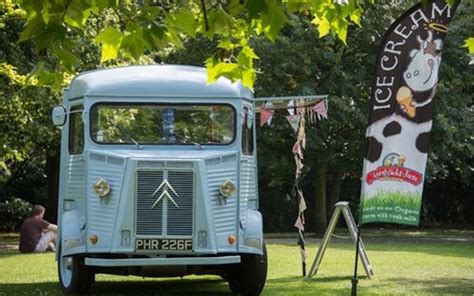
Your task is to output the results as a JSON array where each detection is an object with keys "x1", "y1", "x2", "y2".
[
  {"x1": 294, "y1": 215, "x2": 305, "y2": 231},
  {"x1": 287, "y1": 100, "x2": 295, "y2": 115},
  {"x1": 260, "y1": 103, "x2": 274, "y2": 127},
  {"x1": 312, "y1": 100, "x2": 328, "y2": 119},
  {"x1": 298, "y1": 189, "x2": 307, "y2": 213},
  {"x1": 265, "y1": 102, "x2": 275, "y2": 126},
  {"x1": 359, "y1": 0, "x2": 459, "y2": 226},
  {"x1": 286, "y1": 115, "x2": 301, "y2": 132}
]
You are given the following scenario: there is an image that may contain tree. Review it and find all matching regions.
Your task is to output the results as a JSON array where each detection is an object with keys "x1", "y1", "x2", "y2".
[
  {"x1": 9, "y1": 0, "x2": 472, "y2": 93},
  {"x1": 7, "y1": 0, "x2": 371, "y2": 92}
]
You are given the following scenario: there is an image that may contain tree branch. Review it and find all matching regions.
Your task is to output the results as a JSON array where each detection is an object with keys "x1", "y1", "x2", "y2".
[{"x1": 200, "y1": 0, "x2": 209, "y2": 31}]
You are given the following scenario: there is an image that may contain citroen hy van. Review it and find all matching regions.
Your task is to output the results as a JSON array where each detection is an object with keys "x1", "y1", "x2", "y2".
[{"x1": 51, "y1": 65, "x2": 267, "y2": 295}]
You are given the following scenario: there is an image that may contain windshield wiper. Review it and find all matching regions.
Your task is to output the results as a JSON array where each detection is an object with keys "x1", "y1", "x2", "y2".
[
  {"x1": 175, "y1": 134, "x2": 203, "y2": 150},
  {"x1": 116, "y1": 124, "x2": 142, "y2": 149}
]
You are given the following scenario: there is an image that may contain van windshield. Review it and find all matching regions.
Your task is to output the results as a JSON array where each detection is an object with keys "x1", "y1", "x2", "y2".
[{"x1": 90, "y1": 103, "x2": 235, "y2": 145}]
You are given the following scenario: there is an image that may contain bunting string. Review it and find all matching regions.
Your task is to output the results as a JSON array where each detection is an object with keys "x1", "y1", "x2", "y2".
[{"x1": 256, "y1": 97, "x2": 328, "y2": 276}]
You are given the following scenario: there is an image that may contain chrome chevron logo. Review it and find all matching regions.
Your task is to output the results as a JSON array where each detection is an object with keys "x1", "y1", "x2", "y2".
[{"x1": 151, "y1": 179, "x2": 179, "y2": 208}]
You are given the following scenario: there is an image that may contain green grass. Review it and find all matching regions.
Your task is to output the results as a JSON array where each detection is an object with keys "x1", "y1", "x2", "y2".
[
  {"x1": 1, "y1": 234, "x2": 473, "y2": 295},
  {"x1": 361, "y1": 190, "x2": 422, "y2": 225}
]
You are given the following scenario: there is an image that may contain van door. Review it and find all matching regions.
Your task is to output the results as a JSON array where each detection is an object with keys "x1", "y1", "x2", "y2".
[
  {"x1": 240, "y1": 104, "x2": 258, "y2": 229},
  {"x1": 64, "y1": 104, "x2": 87, "y2": 227}
]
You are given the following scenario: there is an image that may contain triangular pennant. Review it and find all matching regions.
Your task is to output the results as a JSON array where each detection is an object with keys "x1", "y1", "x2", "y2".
[
  {"x1": 292, "y1": 141, "x2": 302, "y2": 156},
  {"x1": 298, "y1": 190, "x2": 307, "y2": 212},
  {"x1": 287, "y1": 100, "x2": 295, "y2": 116},
  {"x1": 265, "y1": 102, "x2": 274, "y2": 126},
  {"x1": 312, "y1": 100, "x2": 328, "y2": 119},
  {"x1": 286, "y1": 115, "x2": 301, "y2": 132},
  {"x1": 294, "y1": 156, "x2": 304, "y2": 177},
  {"x1": 294, "y1": 215, "x2": 305, "y2": 231},
  {"x1": 260, "y1": 108, "x2": 273, "y2": 127}
]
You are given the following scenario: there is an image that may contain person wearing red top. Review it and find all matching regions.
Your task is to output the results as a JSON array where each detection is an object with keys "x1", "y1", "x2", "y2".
[{"x1": 19, "y1": 205, "x2": 57, "y2": 253}]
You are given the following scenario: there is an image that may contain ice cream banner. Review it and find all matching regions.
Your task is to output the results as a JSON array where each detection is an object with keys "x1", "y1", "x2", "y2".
[{"x1": 359, "y1": 0, "x2": 459, "y2": 225}]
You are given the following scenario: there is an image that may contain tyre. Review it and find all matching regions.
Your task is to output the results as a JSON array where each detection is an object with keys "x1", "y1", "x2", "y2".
[
  {"x1": 58, "y1": 246, "x2": 94, "y2": 293},
  {"x1": 227, "y1": 242, "x2": 268, "y2": 296}
]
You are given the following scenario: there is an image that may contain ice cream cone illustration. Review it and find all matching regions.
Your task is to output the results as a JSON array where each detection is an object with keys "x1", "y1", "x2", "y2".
[{"x1": 396, "y1": 86, "x2": 416, "y2": 118}]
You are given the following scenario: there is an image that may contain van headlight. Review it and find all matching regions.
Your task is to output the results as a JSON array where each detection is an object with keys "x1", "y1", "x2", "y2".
[
  {"x1": 220, "y1": 180, "x2": 236, "y2": 198},
  {"x1": 93, "y1": 178, "x2": 111, "y2": 197}
]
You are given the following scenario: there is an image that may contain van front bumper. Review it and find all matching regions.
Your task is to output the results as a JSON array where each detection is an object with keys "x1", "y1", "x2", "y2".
[{"x1": 84, "y1": 255, "x2": 241, "y2": 267}]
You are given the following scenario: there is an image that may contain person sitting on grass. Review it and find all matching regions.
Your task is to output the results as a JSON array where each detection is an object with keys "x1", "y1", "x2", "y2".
[{"x1": 19, "y1": 205, "x2": 57, "y2": 253}]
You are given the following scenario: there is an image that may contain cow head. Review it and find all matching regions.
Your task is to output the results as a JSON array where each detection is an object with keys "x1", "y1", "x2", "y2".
[{"x1": 403, "y1": 31, "x2": 442, "y2": 92}]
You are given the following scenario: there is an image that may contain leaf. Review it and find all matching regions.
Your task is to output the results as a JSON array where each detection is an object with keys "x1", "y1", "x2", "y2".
[
  {"x1": 218, "y1": 39, "x2": 235, "y2": 50},
  {"x1": 241, "y1": 45, "x2": 258, "y2": 60},
  {"x1": 463, "y1": 37, "x2": 474, "y2": 54},
  {"x1": 241, "y1": 68, "x2": 256, "y2": 91},
  {"x1": 207, "y1": 6, "x2": 235, "y2": 35},
  {"x1": 260, "y1": 0, "x2": 289, "y2": 42},
  {"x1": 34, "y1": 69, "x2": 64, "y2": 91},
  {"x1": 64, "y1": 1, "x2": 92, "y2": 29},
  {"x1": 121, "y1": 32, "x2": 147, "y2": 60},
  {"x1": 237, "y1": 45, "x2": 259, "y2": 68},
  {"x1": 95, "y1": 27, "x2": 124, "y2": 62},
  {"x1": 350, "y1": 8, "x2": 362, "y2": 26},
  {"x1": 311, "y1": 16, "x2": 330, "y2": 38},
  {"x1": 52, "y1": 46, "x2": 78, "y2": 72},
  {"x1": 165, "y1": 30, "x2": 184, "y2": 49},
  {"x1": 206, "y1": 57, "x2": 240, "y2": 83},
  {"x1": 336, "y1": 25, "x2": 347, "y2": 44},
  {"x1": 331, "y1": 17, "x2": 348, "y2": 44},
  {"x1": 172, "y1": 8, "x2": 196, "y2": 37},
  {"x1": 245, "y1": 0, "x2": 268, "y2": 19},
  {"x1": 19, "y1": 14, "x2": 45, "y2": 42}
]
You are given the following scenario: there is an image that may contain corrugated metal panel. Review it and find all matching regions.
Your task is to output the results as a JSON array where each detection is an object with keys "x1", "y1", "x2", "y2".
[
  {"x1": 167, "y1": 171, "x2": 193, "y2": 236},
  {"x1": 207, "y1": 167, "x2": 238, "y2": 234},
  {"x1": 136, "y1": 171, "x2": 164, "y2": 236},
  {"x1": 136, "y1": 170, "x2": 194, "y2": 237},
  {"x1": 240, "y1": 158, "x2": 257, "y2": 228},
  {"x1": 65, "y1": 156, "x2": 86, "y2": 226},
  {"x1": 88, "y1": 165, "x2": 124, "y2": 234}
]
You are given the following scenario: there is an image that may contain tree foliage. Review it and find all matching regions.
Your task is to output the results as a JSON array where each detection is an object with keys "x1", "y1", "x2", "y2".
[{"x1": 9, "y1": 0, "x2": 373, "y2": 91}]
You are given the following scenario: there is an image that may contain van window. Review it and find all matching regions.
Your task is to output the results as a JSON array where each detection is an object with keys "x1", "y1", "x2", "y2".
[
  {"x1": 90, "y1": 103, "x2": 235, "y2": 145},
  {"x1": 69, "y1": 105, "x2": 84, "y2": 154},
  {"x1": 242, "y1": 115, "x2": 254, "y2": 155}
]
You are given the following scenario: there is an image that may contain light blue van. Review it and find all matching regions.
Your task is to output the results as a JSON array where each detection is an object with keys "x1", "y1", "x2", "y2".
[{"x1": 52, "y1": 65, "x2": 267, "y2": 295}]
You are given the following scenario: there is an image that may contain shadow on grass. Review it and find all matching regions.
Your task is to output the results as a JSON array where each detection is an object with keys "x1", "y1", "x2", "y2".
[
  {"x1": 0, "y1": 278, "x2": 231, "y2": 295},
  {"x1": 1, "y1": 275, "x2": 472, "y2": 295},
  {"x1": 0, "y1": 249, "x2": 54, "y2": 259},
  {"x1": 271, "y1": 240, "x2": 474, "y2": 259},
  {"x1": 361, "y1": 277, "x2": 474, "y2": 295}
]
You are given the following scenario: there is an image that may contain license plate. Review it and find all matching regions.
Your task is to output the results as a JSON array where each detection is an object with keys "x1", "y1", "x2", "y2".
[{"x1": 135, "y1": 239, "x2": 192, "y2": 250}]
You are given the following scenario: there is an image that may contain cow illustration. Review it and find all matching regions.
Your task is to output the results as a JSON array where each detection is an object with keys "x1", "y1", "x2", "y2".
[
  {"x1": 404, "y1": 30, "x2": 443, "y2": 92},
  {"x1": 396, "y1": 31, "x2": 443, "y2": 118}
]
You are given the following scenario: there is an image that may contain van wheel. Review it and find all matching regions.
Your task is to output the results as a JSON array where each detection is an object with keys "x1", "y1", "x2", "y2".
[
  {"x1": 58, "y1": 248, "x2": 94, "y2": 293},
  {"x1": 226, "y1": 242, "x2": 268, "y2": 296}
]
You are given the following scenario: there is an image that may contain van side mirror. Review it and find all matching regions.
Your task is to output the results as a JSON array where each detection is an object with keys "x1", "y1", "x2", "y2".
[{"x1": 52, "y1": 105, "x2": 67, "y2": 126}]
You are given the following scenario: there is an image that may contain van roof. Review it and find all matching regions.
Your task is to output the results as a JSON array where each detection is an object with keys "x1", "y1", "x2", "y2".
[{"x1": 66, "y1": 65, "x2": 253, "y2": 100}]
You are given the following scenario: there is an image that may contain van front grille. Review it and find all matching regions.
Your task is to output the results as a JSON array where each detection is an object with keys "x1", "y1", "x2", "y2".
[{"x1": 136, "y1": 170, "x2": 194, "y2": 237}]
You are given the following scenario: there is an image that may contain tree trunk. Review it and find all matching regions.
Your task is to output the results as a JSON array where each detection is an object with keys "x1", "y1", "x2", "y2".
[
  {"x1": 314, "y1": 162, "x2": 328, "y2": 236},
  {"x1": 327, "y1": 170, "x2": 343, "y2": 221}
]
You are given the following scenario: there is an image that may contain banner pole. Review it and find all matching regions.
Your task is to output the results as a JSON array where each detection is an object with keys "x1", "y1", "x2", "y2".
[
  {"x1": 351, "y1": 224, "x2": 361, "y2": 296},
  {"x1": 302, "y1": 242, "x2": 306, "y2": 276}
]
